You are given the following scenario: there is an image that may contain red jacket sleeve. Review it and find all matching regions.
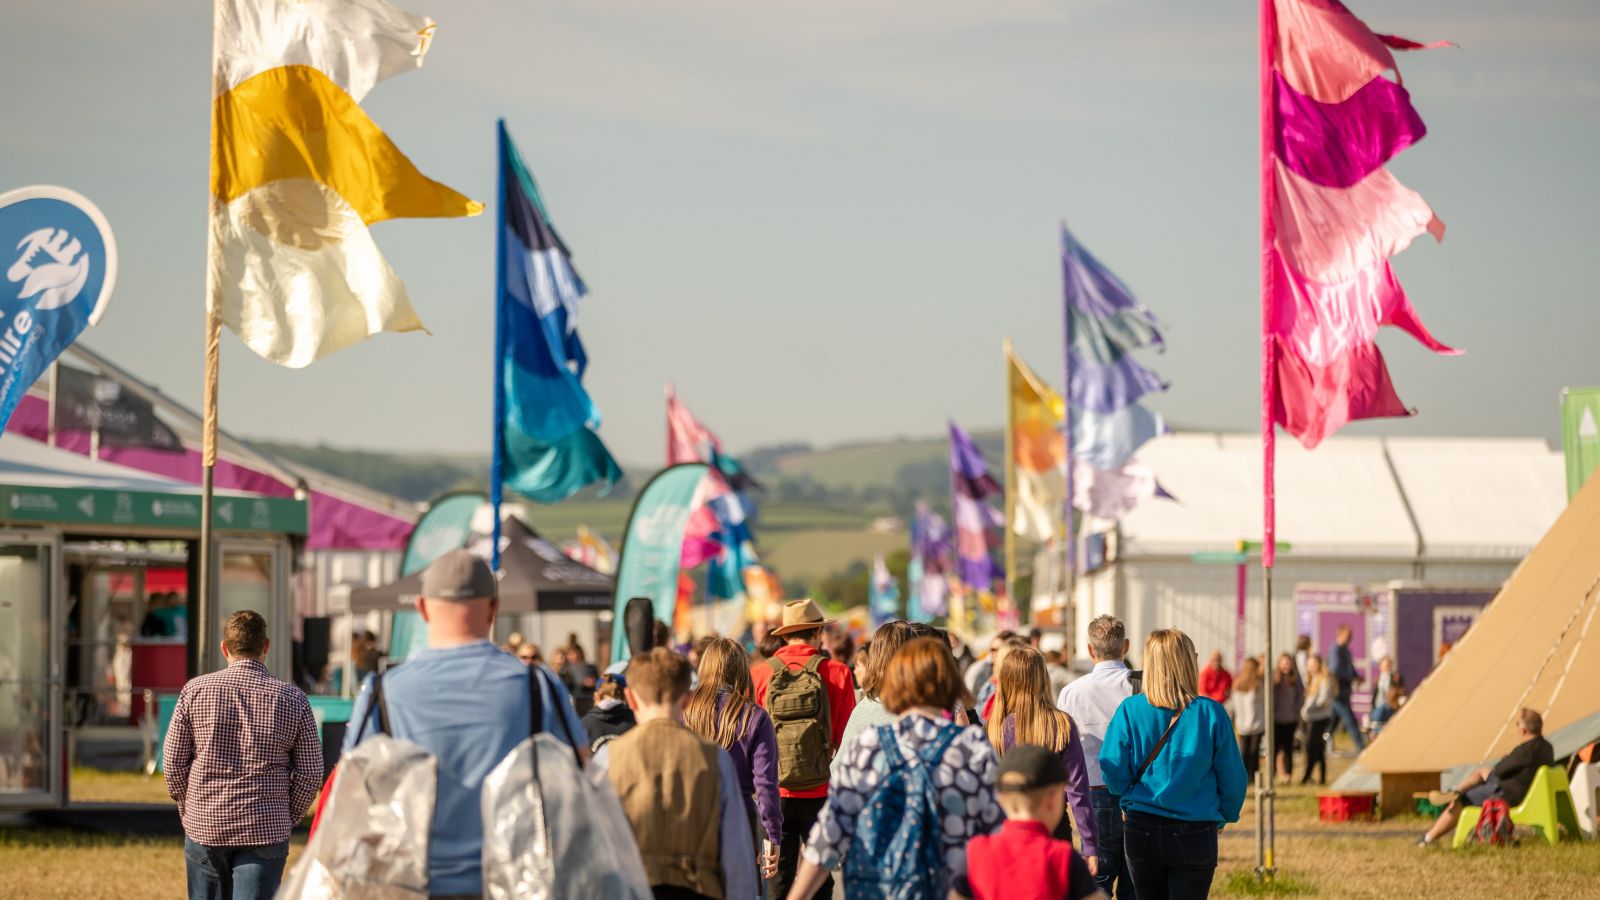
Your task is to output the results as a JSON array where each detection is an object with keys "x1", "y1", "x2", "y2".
[{"x1": 824, "y1": 660, "x2": 857, "y2": 750}]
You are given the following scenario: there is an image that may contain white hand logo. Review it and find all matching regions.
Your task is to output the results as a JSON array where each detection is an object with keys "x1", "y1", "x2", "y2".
[{"x1": 9, "y1": 227, "x2": 89, "y2": 310}]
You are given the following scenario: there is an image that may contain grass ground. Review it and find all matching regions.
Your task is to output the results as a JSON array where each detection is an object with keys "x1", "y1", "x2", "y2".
[
  {"x1": 68, "y1": 767, "x2": 174, "y2": 805},
  {"x1": 9, "y1": 747, "x2": 1596, "y2": 899}
]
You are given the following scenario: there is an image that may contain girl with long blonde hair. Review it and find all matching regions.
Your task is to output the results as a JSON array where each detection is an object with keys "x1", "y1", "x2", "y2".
[
  {"x1": 682, "y1": 636, "x2": 781, "y2": 878},
  {"x1": 984, "y1": 646, "x2": 1100, "y2": 864},
  {"x1": 1100, "y1": 629, "x2": 1247, "y2": 899}
]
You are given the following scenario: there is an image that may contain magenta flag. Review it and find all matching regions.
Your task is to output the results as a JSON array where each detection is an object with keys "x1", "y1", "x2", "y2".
[{"x1": 1266, "y1": 0, "x2": 1456, "y2": 453}]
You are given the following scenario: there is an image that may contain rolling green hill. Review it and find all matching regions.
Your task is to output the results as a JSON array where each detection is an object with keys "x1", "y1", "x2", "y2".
[{"x1": 253, "y1": 428, "x2": 1006, "y2": 593}]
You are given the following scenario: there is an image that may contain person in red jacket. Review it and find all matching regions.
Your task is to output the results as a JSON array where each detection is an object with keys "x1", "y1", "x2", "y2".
[
  {"x1": 751, "y1": 599, "x2": 857, "y2": 900},
  {"x1": 1199, "y1": 651, "x2": 1233, "y2": 704}
]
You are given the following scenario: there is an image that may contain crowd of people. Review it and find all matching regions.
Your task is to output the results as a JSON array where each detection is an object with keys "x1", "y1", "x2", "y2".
[{"x1": 176, "y1": 547, "x2": 1508, "y2": 899}]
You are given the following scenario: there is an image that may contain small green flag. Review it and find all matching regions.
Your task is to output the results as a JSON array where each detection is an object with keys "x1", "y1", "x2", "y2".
[{"x1": 1561, "y1": 387, "x2": 1600, "y2": 500}]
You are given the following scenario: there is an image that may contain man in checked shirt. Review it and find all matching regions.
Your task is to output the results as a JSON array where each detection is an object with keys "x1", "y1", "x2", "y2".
[{"x1": 164, "y1": 610, "x2": 322, "y2": 900}]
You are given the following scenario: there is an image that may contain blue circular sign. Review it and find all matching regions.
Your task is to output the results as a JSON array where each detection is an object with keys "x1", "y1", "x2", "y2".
[{"x1": 0, "y1": 185, "x2": 118, "y2": 431}]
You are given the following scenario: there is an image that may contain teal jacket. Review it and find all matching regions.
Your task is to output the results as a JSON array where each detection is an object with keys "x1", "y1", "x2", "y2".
[{"x1": 1099, "y1": 694, "x2": 1247, "y2": 823}]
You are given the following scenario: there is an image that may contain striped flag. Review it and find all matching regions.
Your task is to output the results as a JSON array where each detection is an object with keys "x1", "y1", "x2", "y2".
[{"x1": 208, "y1": 0, "x2": 480, "y2": 367}]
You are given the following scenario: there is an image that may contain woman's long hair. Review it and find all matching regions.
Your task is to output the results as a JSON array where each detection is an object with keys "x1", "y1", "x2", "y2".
[
  {"x1": 986, "y1": 646, "x2": 1074, "y2": 754},
  {"x1": 859, "y1": 621, "x2": 919, "y2": 701},
  {"x1": 1143, "y1": 629, "x2": 1200, "y2": 711},
  {"x1": 683, "y1": 637, "x2": 758, "y2": 750},
  {"x1": 1273, "y1": 652, "x2": 1302, "y2": 689},
  {"x1": 1234, "y1": 656, "x2": 1263, "y2": 693},
  {"x1": 1305, "y1": 654, "x2": 1329, "y2": 697}
]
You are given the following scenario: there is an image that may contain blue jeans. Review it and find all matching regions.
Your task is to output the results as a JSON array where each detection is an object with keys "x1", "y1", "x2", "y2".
[
  {"x1": 1090, "y1": 787, "x2": 1137, "y2": 900},
  {"x1": 183, "y1": 836, "x2": 289, "y2": 900},
  {"x1": 1330, "y1": 698, "x2": 1366, "y2": 751},
  {"x1": 1122, "y1": 810, "x2": 1218, "y2": 900}
]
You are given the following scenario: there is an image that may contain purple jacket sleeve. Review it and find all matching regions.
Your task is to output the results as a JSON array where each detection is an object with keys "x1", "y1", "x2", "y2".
[
  {"x1": 1062, "y1": 717, "x2": 1099, "y2": 860},
  {"x1": 748, "y1": 707, "x2": 784, "y2": 844}
]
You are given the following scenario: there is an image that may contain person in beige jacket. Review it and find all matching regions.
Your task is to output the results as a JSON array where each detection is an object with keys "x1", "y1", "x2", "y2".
[{"x1": 594, "y1": 648, "x2": 759, "y2": 900}]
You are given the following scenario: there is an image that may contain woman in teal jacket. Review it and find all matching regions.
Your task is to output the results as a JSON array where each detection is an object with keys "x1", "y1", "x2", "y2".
[{"x1": 1100, "y1": 629, "x2": 1247, "y2": 900}]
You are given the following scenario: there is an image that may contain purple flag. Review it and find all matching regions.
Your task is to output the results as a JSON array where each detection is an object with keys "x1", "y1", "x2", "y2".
[{"x1": 949, "y1": 421, "x2": 1004, "y2": 591}]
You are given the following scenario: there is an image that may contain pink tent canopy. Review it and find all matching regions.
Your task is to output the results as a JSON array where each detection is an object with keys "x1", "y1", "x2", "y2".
[{"x1": 5, "y1": 394, "x2": 412, "y2": 550}]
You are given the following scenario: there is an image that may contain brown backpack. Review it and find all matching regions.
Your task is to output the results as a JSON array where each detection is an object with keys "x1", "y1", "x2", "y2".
[{"x1": 765, "y1": 655, "x2": 833, "y2": 790}]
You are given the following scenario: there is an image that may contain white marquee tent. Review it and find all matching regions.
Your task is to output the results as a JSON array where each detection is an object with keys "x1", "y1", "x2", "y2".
[{"x1": 1045, "y1": 433, "x2": 1568, "y2": 662}]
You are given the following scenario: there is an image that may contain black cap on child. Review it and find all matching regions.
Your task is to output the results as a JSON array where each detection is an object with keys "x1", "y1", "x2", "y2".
[{"x1": 997, "y1": 744, "x2": 1069, "y2": 792}]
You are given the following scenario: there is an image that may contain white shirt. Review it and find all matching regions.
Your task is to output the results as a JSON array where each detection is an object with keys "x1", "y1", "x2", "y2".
[{"x1": 1057, "y1": 659, "x2": 1134, "y2": 788}]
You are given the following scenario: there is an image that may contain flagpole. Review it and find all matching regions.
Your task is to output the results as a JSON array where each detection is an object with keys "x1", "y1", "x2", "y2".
[
  {"x1": 491, "y1": 120, "x2": 509, "y2": 573},
  {"x1": 1003, "y1": 339, "x2": 1018, "y2": 621},
  {"x1": 1061, "y1": 224, "x2": 1077, "y2": 633},
  {"x1": 197, "y1": 0, "x2": 222, "y2": 677},
  {"x1": 1258, "y1": 0, "x2": 1279, "y2": 882}
]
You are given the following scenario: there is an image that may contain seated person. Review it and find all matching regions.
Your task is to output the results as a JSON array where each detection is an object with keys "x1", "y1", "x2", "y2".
[{"x1": 1418, "y1": 707, "x2": 1555, "y2": 846}]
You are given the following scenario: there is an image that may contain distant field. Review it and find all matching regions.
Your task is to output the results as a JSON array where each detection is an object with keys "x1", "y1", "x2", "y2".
[
  {"x1": 774, "y1": 438, "x2": 946, "y2": 491},
  {"x1": 762, "y1": 528, "x2": 906, "y2": 583}
]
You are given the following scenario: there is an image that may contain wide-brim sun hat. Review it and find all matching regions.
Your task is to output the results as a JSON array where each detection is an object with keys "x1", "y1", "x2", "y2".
[{"x1": 770, "y1": 598, "x2": 836, "y2": 636}]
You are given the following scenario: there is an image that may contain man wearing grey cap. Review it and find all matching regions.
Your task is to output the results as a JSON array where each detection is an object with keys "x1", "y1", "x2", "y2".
[{"x1": 344, "y1": 550, "x2": 588, "y2": 899}]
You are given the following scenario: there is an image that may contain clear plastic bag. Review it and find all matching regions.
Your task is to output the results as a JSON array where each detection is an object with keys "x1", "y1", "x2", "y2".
[
  {"x1": 276, "y1": 735, "x2": 437, "y2": 899},
  {"x1": 480, "y1": 733, "x2": 652, "y2": 900}
]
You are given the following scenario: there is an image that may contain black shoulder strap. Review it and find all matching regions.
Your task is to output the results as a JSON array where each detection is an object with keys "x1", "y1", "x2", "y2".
[
  {"x1": 352, "y1": 671, "x2": 390, "y2": 743},
  {"x1": 1129, "y1": 705, "x2": 1184, "y2": 790},
  {"x1": 529, "y1": 661, "x2": 583, "y2": 768}
]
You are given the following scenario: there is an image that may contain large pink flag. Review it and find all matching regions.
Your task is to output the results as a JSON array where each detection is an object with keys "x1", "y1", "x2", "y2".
[{"x1": 1267, "y1": 0, "x2": 1456, "y2": 451}]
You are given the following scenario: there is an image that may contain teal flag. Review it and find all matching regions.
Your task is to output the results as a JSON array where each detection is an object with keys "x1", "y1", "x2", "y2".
[
  {"x1": 390, "y1": 492, "x2": 486, "y2": 661},
  {"x1": 611, "y1": 464, "x2": 708, "y2": 662},
  {"x1": 1562, "y1": 388, "x2": 1600, "y2": 500}
]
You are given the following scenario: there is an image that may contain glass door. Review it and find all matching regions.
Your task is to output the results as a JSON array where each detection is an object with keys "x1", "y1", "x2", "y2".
[
  {"x1": 0, "y1": 533, "x2": 62, "y2": 808},
  {"x1": 208, "y1": 538, "x2": 290, "y2": 677}
]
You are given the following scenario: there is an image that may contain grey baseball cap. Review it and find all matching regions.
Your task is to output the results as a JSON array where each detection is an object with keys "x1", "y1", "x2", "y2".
[{"x1": 420, "y1": 549, "x2": 497, "y2": 601}]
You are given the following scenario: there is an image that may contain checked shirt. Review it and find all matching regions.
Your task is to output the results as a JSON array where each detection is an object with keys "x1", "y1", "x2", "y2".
[{"x1": 163, "y1": 658, "x2": 322, "y2": 846}]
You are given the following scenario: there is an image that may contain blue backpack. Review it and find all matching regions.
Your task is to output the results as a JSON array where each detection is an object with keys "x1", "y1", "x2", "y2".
[{"x1": 841, "y1": 723, "x2": 962, "y2": 899}]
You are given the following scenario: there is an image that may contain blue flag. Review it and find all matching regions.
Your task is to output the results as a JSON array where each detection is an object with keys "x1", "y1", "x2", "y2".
[{"x1": 495, "y1": 122, "x2": 621, "y2": 503}]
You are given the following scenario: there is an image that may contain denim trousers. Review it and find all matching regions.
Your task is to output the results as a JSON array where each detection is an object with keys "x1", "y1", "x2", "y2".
[
  {"x1": 183, "y1": 836, "x2": 289, "y2": 900},
  {"x1": 1329, "y1": 699, "x2": 1366, "y2": 751},
  {"x1": 1089, "y1": 787, "x2": 1137, "y2": 900},
  {"x1": 1122, "y1": 810, "x2": 1218, "y2": 900}
]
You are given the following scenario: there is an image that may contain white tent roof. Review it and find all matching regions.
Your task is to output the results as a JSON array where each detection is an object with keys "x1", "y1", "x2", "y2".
[
  {"x1": 0, "y1": 436, "x2": 256, "y2": 498},
  {"x1": 1115, "y1": 433, "x2": 1565, "y2": 560}
]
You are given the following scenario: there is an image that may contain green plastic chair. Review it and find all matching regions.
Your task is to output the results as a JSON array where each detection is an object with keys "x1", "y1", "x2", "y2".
[{"x1": 1451, "y1": 766, "x2": 1582, "y2": 848}]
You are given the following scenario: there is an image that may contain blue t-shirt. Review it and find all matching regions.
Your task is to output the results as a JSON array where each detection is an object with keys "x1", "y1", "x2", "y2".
[
  {"x1": 1098, "y1": 694, "x2": 1247, "y2": 824},
  {"x1": 344, "y1": 641, "x2": 586, "y2": 896}
]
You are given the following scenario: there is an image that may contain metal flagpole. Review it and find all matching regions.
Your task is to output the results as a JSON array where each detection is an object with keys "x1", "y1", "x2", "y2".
[
  {"x1": 1257, "y1": 0, "x2": 1280, "y2": 882},
  {"x1": 491, "y1": 120, "x2": 509, "y2": 574},
  {"x1": 1061, "y1": 225, "x2": 1077, "y2": 628}
]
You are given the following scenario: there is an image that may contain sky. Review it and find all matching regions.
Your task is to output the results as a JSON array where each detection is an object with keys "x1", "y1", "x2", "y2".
[{"x1": 3, "y1": 0, "x2": 1598, "y2": 467}]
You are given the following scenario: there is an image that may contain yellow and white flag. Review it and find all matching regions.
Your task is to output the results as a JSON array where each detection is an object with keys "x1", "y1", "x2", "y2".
[
  {"x1": 208, "y1": 0, "x2": 481, "y2": 367},
  {"x1": 1008, "y1": 348, "x2": 1068, "y2": 542}
]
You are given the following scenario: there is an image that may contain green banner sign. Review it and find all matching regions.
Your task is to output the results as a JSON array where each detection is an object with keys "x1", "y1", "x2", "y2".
[
  {"x1": 0, "y1": 484, "x2": 307, "y2": 533},
  {"x1": 390, "y1": 491, "x2": 486, "y2": 661},
  {"x1": 1562, "y1": 387, "x2": 1600, "y2": 500},
  {"x1": 611, "y1": 464, "x2": 708, "y2": 663}
]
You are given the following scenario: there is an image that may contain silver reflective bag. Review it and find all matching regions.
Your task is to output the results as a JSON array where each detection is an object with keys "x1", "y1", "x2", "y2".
[
  {"x1": 480, "y1": 732, "x2": 652, "y2": 900},
  {"x1": 275, "y1": 734, "x2": 437, "y2": 899}
]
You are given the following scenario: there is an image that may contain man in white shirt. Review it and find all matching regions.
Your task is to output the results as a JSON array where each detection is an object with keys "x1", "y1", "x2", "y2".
[{"x1": 1058, "y1": 615, "x2": 1137, "y2": 900}]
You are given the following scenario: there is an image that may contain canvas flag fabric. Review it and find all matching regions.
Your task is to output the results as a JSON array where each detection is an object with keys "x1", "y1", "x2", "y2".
[
  {"x1": 1009, "y1": 347, "x2": 1163, "y2": 528},
  {"x1": 949, "y1": 422, "x2": 1004, "y2": 593},
  {"x1": 909, "y1": 503, "x2": 951, "y2": 620},
  {"x1": 208, "y1": 0, "x2": 481, "y2": 367},
  {"x1": 497, "y1": 124, "x2": 621, "y2": 503},
  {"x1": 1268, "y1": 0, "x2": 1456, "y2": 448},
  {"x1": 667, "y1": 385, "x2": 761, "y2": 576},
  {"x1": 1060, "y1": 223, "x2": 1167, "y2": 473},
  {"x1": 869, "y1": 553, "x2": 901, "y2": 627}
]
